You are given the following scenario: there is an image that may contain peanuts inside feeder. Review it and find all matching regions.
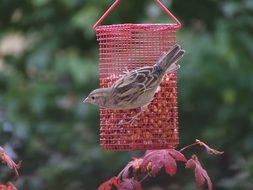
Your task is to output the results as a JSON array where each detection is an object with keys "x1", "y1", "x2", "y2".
[{"x1": 91, "y1": 0, "x2": 183, "y2": 151}]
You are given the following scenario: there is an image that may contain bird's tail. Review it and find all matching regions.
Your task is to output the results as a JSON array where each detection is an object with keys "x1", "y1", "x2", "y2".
[{"x1": 156, "y1": 44, "x2": 185, "y2": 73}]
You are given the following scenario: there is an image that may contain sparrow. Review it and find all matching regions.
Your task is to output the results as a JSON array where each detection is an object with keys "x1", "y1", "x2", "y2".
[{"x1": 84, "y1": 44, "x2": 185, "y2": 124}]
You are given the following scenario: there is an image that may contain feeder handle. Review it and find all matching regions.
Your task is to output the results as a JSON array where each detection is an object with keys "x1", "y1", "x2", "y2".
[{"x1": 93, "y1": 0, "x2": 181, "y2": 30}]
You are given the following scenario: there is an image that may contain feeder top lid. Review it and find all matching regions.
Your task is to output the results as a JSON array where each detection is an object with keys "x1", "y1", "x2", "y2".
[{"x1": 94, "y1": 23, "x2": 180, "y2": 33}]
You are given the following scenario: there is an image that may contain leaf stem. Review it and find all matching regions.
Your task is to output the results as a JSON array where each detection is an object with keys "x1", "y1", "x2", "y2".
[
  {"x1": 139, "y1": 173, "x2": 150, "y2": 183},
  {"x1": 179, "y1": 142, "x2": 199, "y2": 153}
]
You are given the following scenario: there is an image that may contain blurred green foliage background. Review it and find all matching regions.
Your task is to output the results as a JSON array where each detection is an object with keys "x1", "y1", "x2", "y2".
[{"x1": 0, "y1": 0, "x2": 253, "y2": 189}]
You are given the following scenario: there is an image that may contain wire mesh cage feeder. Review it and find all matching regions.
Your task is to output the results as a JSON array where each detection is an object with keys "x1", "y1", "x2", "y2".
[{"x1": 93, "y1": 0, "x2": 181, "y2": 151}]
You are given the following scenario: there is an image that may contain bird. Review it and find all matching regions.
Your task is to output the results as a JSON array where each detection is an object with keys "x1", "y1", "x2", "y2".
[{"x1": 83, "y1": 44, "x2": 185, "y2": 123}]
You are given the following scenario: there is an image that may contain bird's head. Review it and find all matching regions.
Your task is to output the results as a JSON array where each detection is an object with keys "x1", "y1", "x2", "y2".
[{"x1": 83, "y1": 88, "x2": 110, "y2": 107}]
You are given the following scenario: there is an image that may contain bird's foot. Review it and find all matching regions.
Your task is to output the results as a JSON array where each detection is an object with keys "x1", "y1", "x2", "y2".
[
  {"x1": 122, "y1": 67, "x2": 130, "y2": 75},
  {"x1": 118, "y1": 113, "x2": 141, "y2": 126}
]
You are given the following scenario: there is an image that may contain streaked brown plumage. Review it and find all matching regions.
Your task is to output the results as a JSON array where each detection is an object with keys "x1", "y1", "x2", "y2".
[{"x1": 84, "y1": 44, "x2": 185, "y2": 112}]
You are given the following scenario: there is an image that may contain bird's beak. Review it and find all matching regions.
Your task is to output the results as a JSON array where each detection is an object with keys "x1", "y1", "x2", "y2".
[{"x1": 83, "y1": 97, "x2": 89, "y2": 103}]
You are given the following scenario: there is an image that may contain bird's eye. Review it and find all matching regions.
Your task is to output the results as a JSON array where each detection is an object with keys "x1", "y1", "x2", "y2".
[{"x1": 91, "y1": 96, "x2": 95, "y2": 100}]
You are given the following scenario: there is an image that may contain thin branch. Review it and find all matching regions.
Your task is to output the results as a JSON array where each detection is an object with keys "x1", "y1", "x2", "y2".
[
  {"x1": 179, "y1": 139, "x2": 223, "y2": 155},
  {"x1": 179, "y1": 142, "x2": 199, "y2": 152},
  {"x1": 139, "y1": 173, "x2": 150, "y2": 184}
]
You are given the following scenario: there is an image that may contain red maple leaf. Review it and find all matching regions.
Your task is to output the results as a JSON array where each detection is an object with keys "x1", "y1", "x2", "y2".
[
  {"x1": 141, "y1": 149, "x2": 187, "y2": 176},
  {"x1": 0, "y1": 182, "x2": 17, "y2": 190},
  {"x1": 98, "y1": 177, "x2": 120, "y2": 190},
  {"x1": 186, "y1": 155, "x2": 212, "y2": 190},
  {"x1": 118, "y1": 179, "x2": 142, "y2": 190},
  {"x1": 0, "y1": 147, "x2": 21, "y2": 180},
  {"x1": 118, "y1": 158, "x2": 143, "y2": 179}
]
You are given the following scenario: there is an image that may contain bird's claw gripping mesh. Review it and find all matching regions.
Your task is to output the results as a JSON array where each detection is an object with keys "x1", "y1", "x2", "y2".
[{"x1": 93, "y1": 0, "x2": 181, "y2": 151}]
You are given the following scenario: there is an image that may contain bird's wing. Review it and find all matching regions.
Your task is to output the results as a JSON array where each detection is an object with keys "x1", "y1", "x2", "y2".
[
  {"x1": 112, "y1": 66, "x2": 158, "y2": 88},
  {"x1": 111, "y1": 66, "x2": 159, "y2": 106}
]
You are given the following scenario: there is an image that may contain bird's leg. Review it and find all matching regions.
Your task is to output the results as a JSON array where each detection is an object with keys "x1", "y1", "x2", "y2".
[
  {"x1": 128, "y1": 104, "x2": 149, "y2": 124},
  {"x1": 141, "y1": 104, "x2": 149, "y2": 112},
  {"x1": 118, "y1": 104, "x2": 149, "y2": 126}
]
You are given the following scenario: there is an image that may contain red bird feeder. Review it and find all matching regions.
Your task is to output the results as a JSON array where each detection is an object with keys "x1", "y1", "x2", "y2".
[{"x1": 93, "y1": 0, "x2": 181, "y2": 151}]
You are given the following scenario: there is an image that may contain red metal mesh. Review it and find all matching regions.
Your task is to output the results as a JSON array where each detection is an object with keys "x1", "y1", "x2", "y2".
[{"x1": 95, "y1": 24, "x2": 179, "y2": 151}]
